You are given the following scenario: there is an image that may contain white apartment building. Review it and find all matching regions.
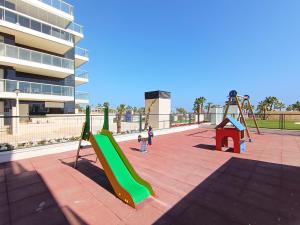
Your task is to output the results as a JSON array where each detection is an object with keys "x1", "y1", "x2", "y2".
[{"x1": 0, "y1": 0, "x2": 89, "y2": 118}]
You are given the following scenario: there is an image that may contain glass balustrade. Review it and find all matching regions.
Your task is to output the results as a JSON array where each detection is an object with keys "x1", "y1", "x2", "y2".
[
  {"x1": 75, "y1": 91, "x2": 89, "y2": 100},
  {"x1": 38, "y1": 0, "x2": 74, "y2": 16},
  {"x1": 67, "y1": 22, "x2": 83, "y2": 34},
  {"x1": 0, "y1": 43, "x2": 74, "y2": 70},
  {"x1": 0, "y1": 79, "x2": 74, "y2": 97},
  {"x1": 75, "y1": 70, "x2": 88, "y2": 79},
  {"x1": 0, "y1": 6, "x2": 74, "y2": 42},
  {"x1": 75, "y1": 47, "x2": 88, "y2": 58}
]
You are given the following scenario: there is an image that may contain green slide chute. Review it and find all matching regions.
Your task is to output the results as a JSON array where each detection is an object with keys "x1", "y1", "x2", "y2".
[
  {"x1": 94, "y1": 133, "x2": 151, "y2": 204},
  {"x1": 81, "y1": 106, "x2": 155, "y2": 208}
]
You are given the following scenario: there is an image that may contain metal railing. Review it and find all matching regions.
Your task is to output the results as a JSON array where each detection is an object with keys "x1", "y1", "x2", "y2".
[
  {"x1": 75, "y1": 70, "x2": 88, "y2": 79},
  {"x1": 38, "y1": 0, "x2": 74, "y2": 16},
  {"x1": 0, "y1": 79, "x2": 74, "y2": 96},
  {"x1": 0, "y1": 6, "x2": 74, "y2": 42},
  {"x1": 75, "y1": 91, "x2": 89, "y2": 100},
  {"x1": 199, "y1": 112, "x2": 300, "y2": 131},
  {"x1": 75, "y1": 47, "x2": 89, "y2": 58},
  {"x1": 0, "y1": 43, "x2": 74, "y2": 70},
  {"x1": 67, "y1": 22, "x2": 83, "y2": 34},
  {"x1": 0, "y1": 112, "x2": 299, "y2": 152}
]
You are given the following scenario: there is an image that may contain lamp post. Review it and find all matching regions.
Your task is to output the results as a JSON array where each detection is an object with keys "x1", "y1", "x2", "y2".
[{"x1": 13, "y1": 88, "x2": 20, "y2": 135}]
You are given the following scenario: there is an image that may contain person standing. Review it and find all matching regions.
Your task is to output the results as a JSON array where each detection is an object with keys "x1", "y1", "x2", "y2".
[{"x1": 148, "y1": 126, "x2": 154, "y2": 145}]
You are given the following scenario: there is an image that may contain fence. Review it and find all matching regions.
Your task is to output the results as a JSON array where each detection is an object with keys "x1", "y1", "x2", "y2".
[
  {"x1": 207, "y1": 112, "x2": 300, "y2": 130},
  {"x1": 1, "y1": 112, "x2": 299, "y2": 152},
  {"x1": 0, "y1": 113, "x2": 198, "y2": 151}
]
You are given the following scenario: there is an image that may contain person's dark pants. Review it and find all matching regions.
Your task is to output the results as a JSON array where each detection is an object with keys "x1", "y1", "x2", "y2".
[{"x1": 148, "y1": 137, "x2": 152, "y2": 145}]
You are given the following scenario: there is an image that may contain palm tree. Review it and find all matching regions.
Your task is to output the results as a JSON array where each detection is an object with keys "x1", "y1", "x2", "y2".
[
  {"x1": 292, "y1": 101, "x2": 300, "y2": 111},
  {"x1": 257, "y1": 101, "x2": 268, "y2": 120},
  {"x1": 205, "y1": 102, "x2": 213, "y2": 114},
  {"x1": 103, "y1": 102, "x2": 110, "y2": 108},
  {"x1": 193, "y1": 97, "x2": 206, "y2": 114},
  {"x1": 286, "y1": 105, "x2": 293, "y2": 111},
  {"x1": 176, "y1": 107, "x2": 187, "y2": 115},
  {"x1": 176, "y1": 107, "x2": 188, "y2": 123},
  {"x1": 275, "y1": 101, "x2": 285, "y2": 111},
  {"x1": 193, "y1": 97, "x2": 206, "y2": 124},
  {"x1": 133, "y1": 107, "x2": 138, "y2": 114},
  {"x1": 95, "y1": 103, "x2": 103, "y2": 113},
  {"x1": 138, "y1": 107, "x2": 145, "y2": 114},
  {"x1": 116, "y1": 104, "x2": 126, "y2": 133},
  {"x1": 264, "y1": 96, "x2": 279, "y2": 111}
]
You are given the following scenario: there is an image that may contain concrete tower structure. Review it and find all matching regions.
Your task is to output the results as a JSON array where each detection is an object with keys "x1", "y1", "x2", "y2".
[{"x1": 145, "y1": 91, "x2": 171, "y2": 129}]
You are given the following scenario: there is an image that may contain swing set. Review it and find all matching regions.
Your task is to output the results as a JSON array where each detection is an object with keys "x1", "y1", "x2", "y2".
[{"x1": 223, "y1": 90, "x2": 261, "y2": 142}]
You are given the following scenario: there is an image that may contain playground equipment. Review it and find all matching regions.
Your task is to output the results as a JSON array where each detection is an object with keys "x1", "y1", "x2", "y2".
[
  {"x1": 138, "y1": 135, "x2": 148, "y2": 152},
  {"x1": 74, "y1": 106, "x2": 155, "y2": 208},
  {"x1": 216, "y1": 117, "x2": 246, "y2": 154},
  {"x1": 223, "y1": 90, "x2": 260, "y2": 142}
]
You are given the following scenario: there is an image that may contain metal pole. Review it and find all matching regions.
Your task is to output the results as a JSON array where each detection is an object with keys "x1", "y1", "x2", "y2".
[
  {"x1": 235, "y1": 96, "x2": 252, "y2": 141},
  {"x1": 139, "y1": 113, "x2": 142, "y2": 132},
  {"x1": 223, "y1": 98, "x2": 230, "y2": 120},
  {"x1": 247, "y1": 98, "x2": 260, "y2": 134}
]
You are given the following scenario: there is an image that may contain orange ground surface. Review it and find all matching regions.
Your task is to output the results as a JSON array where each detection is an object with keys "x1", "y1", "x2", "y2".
[{"x1": 1, "y1": 128, "x2": 300, "y2": 225}]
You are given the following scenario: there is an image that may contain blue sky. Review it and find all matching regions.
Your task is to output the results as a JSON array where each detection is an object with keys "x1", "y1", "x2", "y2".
[{"x1": 71, "y1": 0, "x2": 300, "y2": 111}]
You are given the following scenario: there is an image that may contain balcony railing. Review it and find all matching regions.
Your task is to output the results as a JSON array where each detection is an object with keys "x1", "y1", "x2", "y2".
[
  {"x1": 0, "y1": 6, "x2": 74, "y2": 43},
  {"x1": 0, "y1": 79, "x2": 74, "y2": 97},
  {"x1": 37, "y1": 0, "x2": 74, "y2": 16},
  {"x1": 0, "y1": 43, "x2": 74, "y2": 70},
  {"x1": 75, "y1": 91, "x2": 89, "y2": 100},
  {"x1": 67, "y1": 22, "x2": 83, "y2": 34},
  {"x1": 75, "y1": 70, "x2": 88, "y2": 79},
  {"x1": 75, "y1": 47, "x2": 89, "y2": 58}
]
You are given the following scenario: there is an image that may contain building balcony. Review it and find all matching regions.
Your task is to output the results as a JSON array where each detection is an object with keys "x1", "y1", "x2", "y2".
[
  {"x1": 22, "y1": 0, "x2": 74, "y2": 22},
  {"x1": 0, "y1": 78, "x2": 74, "y2": 102},
  {"x1": 75, "y1": 91, "x2": 89, "y2": 104},
  {"x1": 75, "y1": 70, "x2": 88, "y2": 85},
  {"x1": 0, "y1": 43, "x2": 74, "y2": 78},
  {"x1": 0, "y1": 6, "x2": 75, "y2": 54},
  {"x1": 67, "y1": 22, "x2": 84, "y2": 44},
  {"x1": 75, "y1": 47, "x2": 89, "y2": 68}
]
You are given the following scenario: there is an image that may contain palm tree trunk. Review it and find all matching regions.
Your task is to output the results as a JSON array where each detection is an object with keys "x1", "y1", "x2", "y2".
[
  {"x1": 197, "y1": 107, "x2": 200, "y2": 124},
  {"x1": 117, "y1": 114, "x2": 121, "y2": 133}
]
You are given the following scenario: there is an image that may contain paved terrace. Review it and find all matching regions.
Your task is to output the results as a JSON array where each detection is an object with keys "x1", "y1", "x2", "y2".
[{"x1": 1, "y1": 128, "x2": 300, "y2": 225}]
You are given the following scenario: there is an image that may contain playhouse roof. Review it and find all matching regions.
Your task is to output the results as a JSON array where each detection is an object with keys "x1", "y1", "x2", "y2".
[{"x1": 216, "y1": 117, "x2": 246, "y2": 131}]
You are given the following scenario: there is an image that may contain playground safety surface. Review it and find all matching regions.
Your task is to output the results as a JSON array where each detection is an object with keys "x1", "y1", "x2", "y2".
[{"x1": 1, "y1": 128, "x2": 300, "y2": 225}]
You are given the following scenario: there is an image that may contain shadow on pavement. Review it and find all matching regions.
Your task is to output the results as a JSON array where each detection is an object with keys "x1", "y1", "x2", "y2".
[{"x1": 153, "y1": 157, "x2": 300, "y2": 225}]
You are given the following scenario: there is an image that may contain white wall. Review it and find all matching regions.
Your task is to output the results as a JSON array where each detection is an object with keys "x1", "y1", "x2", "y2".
[
  {"x1": 145, "y1": 98, "x2": 171, "y2": 129},
  {"x1": 211, "y1": 107, "x2": 224, "y2": 125},
  {"x1": 228, "y1": 105, "x2": 239, "y2": 118}
]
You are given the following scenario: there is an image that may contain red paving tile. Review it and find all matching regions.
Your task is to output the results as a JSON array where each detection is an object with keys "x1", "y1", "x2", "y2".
[{"x1": 1, "y1": 128, "x2": 300, "y2": 225}]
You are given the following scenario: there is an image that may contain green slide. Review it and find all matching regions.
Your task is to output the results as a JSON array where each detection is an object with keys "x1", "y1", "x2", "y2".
[
  {"x1": 80, "y1": 106, "x2": 155, "y2": 207},
  {"x1": 93, "y1": 133, "x2": 152, "y2": 205}
]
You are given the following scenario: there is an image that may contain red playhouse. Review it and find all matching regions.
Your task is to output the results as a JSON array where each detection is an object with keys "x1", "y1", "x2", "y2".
[{"x1": 216, "y1": 117, "x2": 246, "y2": 153}]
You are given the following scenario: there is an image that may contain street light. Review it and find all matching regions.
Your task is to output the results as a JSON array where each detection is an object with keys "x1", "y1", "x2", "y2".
[
  {"x1": 13, "y1": 88, "x2": 20, "y2": 135},
  {"x1": 13, "y1": 88, "x2": 20, "y2": 115}
]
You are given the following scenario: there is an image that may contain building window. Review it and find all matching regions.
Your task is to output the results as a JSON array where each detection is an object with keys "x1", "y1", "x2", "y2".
[
  {"x1": 42, "y1": 24, "x2": 51, "y2": 35},
  {"x1": 4, "y1": 10, "x2": 17, "y2": 23},
  {"x1": 19, "y1": 16, "x2": 30, "y2": 28},
  {"x1": 31, "y1": 20, "x2": 41, "y2": 32},
  {"x1": 4, "y1": 0, "x2": 15, "y2": 10}
]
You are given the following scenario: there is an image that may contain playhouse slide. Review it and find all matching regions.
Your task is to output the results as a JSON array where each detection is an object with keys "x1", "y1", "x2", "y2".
[{"x1": 89, "y1": 131, "x2": 154, "y2": 207}]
